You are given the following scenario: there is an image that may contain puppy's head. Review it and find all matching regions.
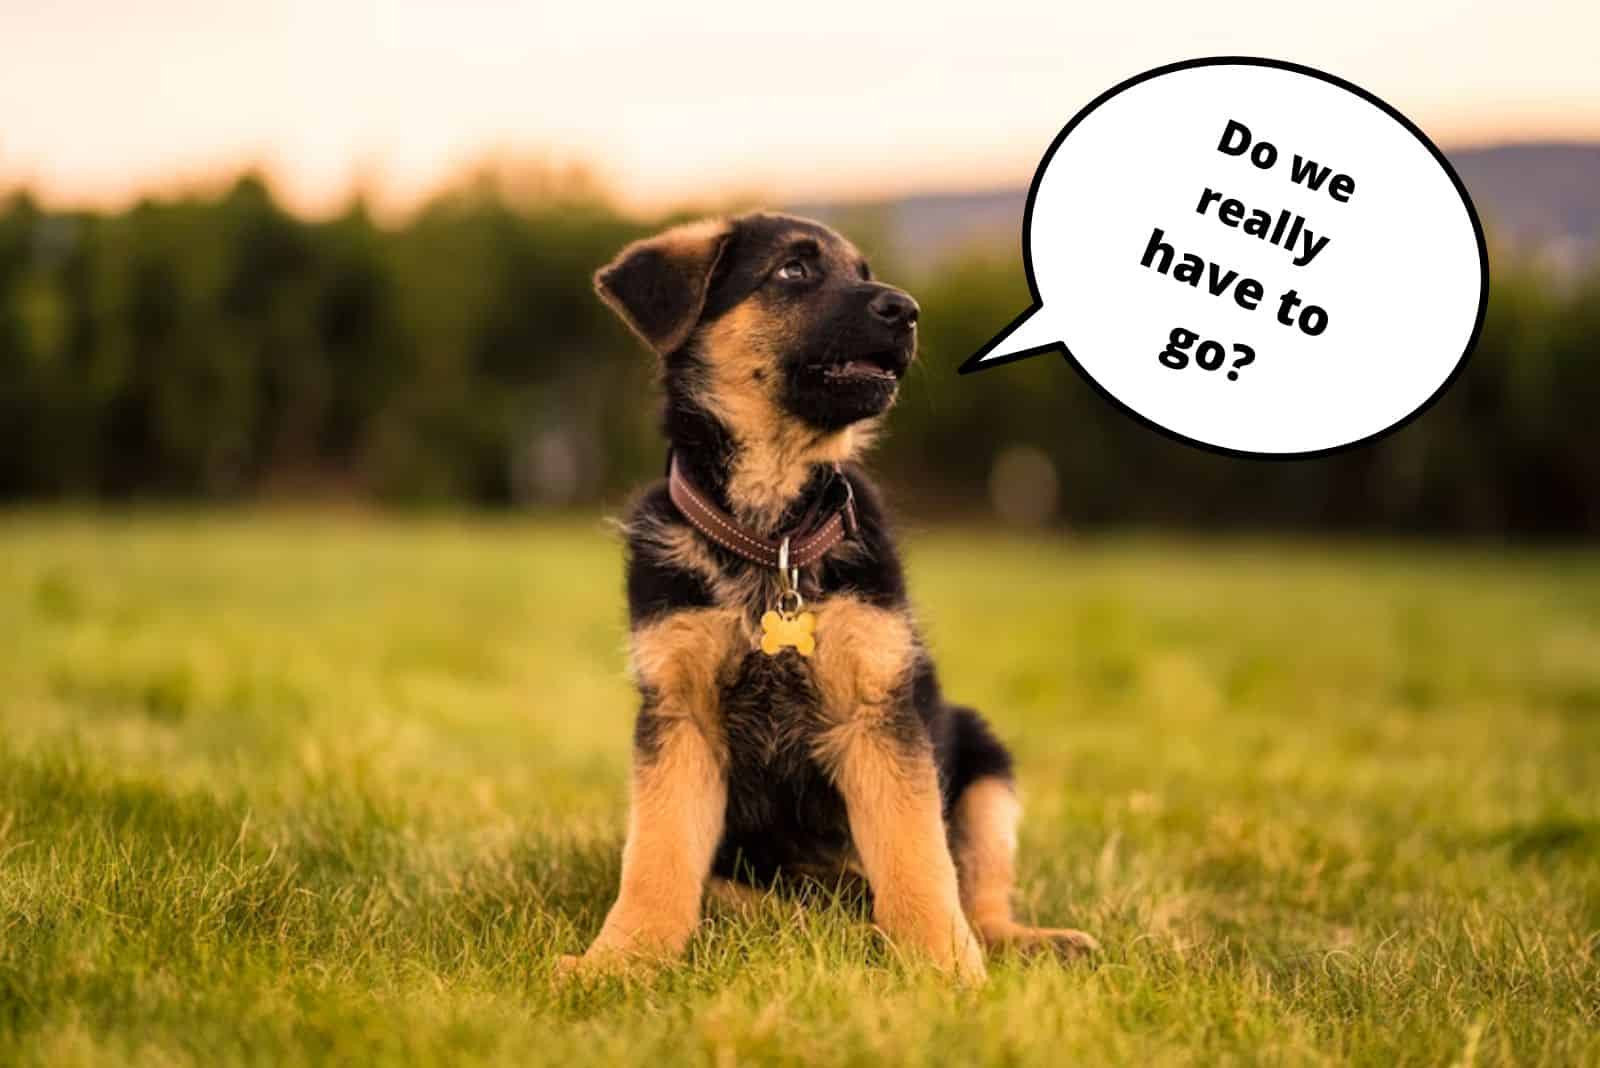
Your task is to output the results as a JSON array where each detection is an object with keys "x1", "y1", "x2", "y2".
[{"x1": 596, "y1": 212, "x2": 919, "y2": 434}]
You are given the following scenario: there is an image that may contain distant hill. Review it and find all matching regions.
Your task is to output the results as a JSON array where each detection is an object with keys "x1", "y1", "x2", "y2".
[
  {"x1": 790, "y1": 142, "x2": 1600, "y2": 273},
  {"x1": 1450, "y1": 143, "x2": 1600, "y2": 269}
]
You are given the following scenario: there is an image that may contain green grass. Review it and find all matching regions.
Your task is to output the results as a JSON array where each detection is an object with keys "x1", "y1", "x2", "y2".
[{"x1": 2, "y1": 514, "x2": 1598, "y2": 1066}]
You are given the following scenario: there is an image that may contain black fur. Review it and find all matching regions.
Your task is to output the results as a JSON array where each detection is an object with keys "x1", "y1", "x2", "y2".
[
  {"x1": 597, "y1": 227, "x2": 731, "y2": 355},
  {"x1": 624, "y1": 484, "x2": 715, "y2": 624}
]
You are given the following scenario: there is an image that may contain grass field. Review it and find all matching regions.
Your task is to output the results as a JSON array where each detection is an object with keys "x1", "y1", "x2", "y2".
[{"x1": 2, "y1": 514, "x2": 1598, "y2": 1066}]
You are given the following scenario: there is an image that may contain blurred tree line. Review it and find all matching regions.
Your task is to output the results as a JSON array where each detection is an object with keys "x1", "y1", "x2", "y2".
[{"x1": 1, "y1": 171, "x2": 1596, "y2": 535}]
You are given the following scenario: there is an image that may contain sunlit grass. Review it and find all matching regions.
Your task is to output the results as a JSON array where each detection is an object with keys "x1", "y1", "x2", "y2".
[{"x1": 2, "y1": 514, "x2": 1597, "y2": 1066}]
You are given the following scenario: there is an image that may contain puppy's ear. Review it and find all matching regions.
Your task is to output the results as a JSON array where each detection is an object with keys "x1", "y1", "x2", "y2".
[{"x1": 594, "y1": 219, "x2": 733, "y2": 356}]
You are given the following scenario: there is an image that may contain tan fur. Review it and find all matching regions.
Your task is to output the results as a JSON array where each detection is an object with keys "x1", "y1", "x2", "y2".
[
  {"x1": 809, "y1": 595, "x2": 915, "y2": 722},
  {"x1": 570, "y1": 718, "x2": 725, "y2": 971},
  {"x1": 953, "y1": 777, "x2": 1023, "y2": 938},
  {"x1": 952, "y1": 777, "x2": 1100, "y2": 957},
  {"x1": 821, "y1": 727, "x2": 985, "y2": 980},
  {"x1": 695, "y1": 301, "x2": 881, "y2": 532},
  {"x1": 566, "y1": 608, "x2": 742, "y2": 974},
  {"x1": 808, "y1": 596, "x2": 986, "y2": 981},
  {"x1": 628, "y1": 606, "x2": 747, "y2": 727}
]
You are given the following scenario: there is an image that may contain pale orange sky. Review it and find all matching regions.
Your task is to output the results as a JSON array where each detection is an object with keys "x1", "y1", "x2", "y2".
[{"x1": 3, "y1": 0, "x2": 1598, "y2": 218}]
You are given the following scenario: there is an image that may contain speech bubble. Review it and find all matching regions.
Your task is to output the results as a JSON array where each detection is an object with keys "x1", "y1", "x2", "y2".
[{"x1": 959, "y1": 57, "x2": 1489, "y2": 458}]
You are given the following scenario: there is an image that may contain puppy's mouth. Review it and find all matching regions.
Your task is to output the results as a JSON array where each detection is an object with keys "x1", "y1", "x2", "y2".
[{"x1": 815, "y1": 350, "x2": 907, "y2": 385}]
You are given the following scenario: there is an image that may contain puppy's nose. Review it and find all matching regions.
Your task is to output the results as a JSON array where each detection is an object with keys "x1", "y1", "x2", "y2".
[{"x1": 869, "y1": 289, "x2": 920, "y2": 330}]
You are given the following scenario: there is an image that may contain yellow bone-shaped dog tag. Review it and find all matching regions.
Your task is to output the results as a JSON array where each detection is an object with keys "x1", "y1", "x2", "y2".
[{"x1": 760, "y1": 610, "x2": 816, "y2": 657}]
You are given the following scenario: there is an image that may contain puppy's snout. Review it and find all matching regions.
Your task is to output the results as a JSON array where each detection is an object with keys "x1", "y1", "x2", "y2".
[{"x1": 869, "y1": 288, "x2": 920, "y2": 331}]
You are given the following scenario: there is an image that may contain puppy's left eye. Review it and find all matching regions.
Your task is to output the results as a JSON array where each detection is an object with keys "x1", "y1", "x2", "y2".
[{"x1": 775, "y1": 260, "x2": 809, "y2": 281}]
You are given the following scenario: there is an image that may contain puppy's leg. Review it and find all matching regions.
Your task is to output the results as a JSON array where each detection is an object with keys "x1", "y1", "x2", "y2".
[
  {"x1": 951, "y1": 775, "x2": 1099, "y2": 958},
  {"x1": 830, "y1": 731, "x2": 987, "y2": 981},
  {"x1": 812, "y1": 598, "x2": 986, "y2": 982},
  {"x1": 564, "y1": 610, "x2": 736, "y2": 975}
]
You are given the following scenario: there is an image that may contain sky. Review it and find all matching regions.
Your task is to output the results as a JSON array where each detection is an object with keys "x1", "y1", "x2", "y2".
[{"x1": 3, "y1": 0, "x2": 1598, "y2": 218}]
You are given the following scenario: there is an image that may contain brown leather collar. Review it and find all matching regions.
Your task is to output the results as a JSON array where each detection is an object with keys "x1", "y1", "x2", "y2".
[{"x1": 667, "y1": 452, "x2": 858, "y2": 569}]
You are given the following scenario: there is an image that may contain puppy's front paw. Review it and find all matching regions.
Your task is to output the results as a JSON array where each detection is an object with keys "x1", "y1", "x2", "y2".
[
  {"x1": 981, "y1": 922, "x2": 1101, "y2": 960},
  {"x1": 554, "y1": 949, "x2": 642, "y2": 983},
  {"x1": 1033, "y1": 926, "x2": 1100, "y2": 958},
  {"x1": 876, "y1": 911, "x2": 989, "y2": 984}
]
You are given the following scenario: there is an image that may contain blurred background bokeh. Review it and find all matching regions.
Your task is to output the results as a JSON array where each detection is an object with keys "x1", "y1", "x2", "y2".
[{"x1": 4, "y1": 1, "x2": 1599, "y2": 535}]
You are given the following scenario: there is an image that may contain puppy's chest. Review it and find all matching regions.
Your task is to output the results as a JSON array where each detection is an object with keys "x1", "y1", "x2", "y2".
[
  {"x1": 716, "y1": 643, "x2": 848, "y2": 841},
  {"x1": 705, "y1": 567, "x2": 855, "y2": 768},
  {"x1": 718, "y1": 642, "x2": 826, "y2": 773}
]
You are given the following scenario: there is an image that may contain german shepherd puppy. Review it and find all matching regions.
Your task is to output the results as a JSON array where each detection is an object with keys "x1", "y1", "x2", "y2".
[{"x1": 564, "y1": 213, "x2": 1097, "y2": 982}]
